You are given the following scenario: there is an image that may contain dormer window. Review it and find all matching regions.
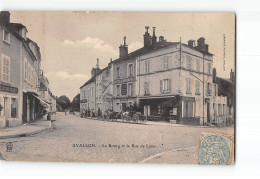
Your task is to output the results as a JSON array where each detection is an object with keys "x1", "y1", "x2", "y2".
[{"x1": 3, "y1": 29, "x2": 10, "y2": 44}]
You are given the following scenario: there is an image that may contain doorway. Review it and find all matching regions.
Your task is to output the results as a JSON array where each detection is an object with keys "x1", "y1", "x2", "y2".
[{"x1": 206, "y1": 102, "x2": 210, "y2": 123}]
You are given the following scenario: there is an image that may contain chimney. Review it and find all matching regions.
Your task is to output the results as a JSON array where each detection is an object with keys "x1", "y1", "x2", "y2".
[
  {"x1": 119, "y1": 36, "x2": 128, "y2": 59},
  {"x1": 152, "y1": 27, "x2": 157, "y2": 45},
  {"x1": 91, "y1": 59, "x2": 101, "y2": 77},
  {"x1": 188, "y1": 40, "x2": 195, "y2": 47},
  {"x1": 143, "y1": 26, "x2": 152, "y2": 47},
  {"x1": 205, "y1": 44, "x2": 209, "y2": 52},
  {"x1": 96, "y1": 58, "x2": 99, "y2": 69},
  {"x1": 159, "y1": 36, "x2": 166, "y2": 42},
  {"x1": 0, "y1": 11, "x2": 10, "y2": 26},
  {"x1": 197, "y1": 37, "x2": 206, "y2": 51}
]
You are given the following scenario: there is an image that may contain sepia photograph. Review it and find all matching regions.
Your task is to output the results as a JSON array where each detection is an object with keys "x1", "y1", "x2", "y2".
[{"x1": 0, "y1": 11, "x2": 235, "y2": 164}]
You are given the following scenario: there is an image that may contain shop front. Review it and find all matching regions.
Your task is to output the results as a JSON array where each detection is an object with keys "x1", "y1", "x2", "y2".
[
  {"x1": 138, "y1": 95, "x2": 181, "y2": 122},
  {"x1": 0, "y1": 84, "x2": 20, "y2": 128},
  {"x1": 22, "y1": 91, "x2": 49, "y2": 124}
]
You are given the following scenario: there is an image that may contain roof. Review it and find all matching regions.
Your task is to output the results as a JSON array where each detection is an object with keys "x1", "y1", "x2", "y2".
[
  {"x1": 8, "y1": 23, "x2": 28, "y2": 32},
  {"x1": 110, "y1": 41, "x2": 179, "y2": 64},
  {"x1": 80, "y1": 75, "x2": 95, "y2": 89},
  {"x1": 80, "y1": 66, "x2": 109, "y2": 89},
  {"x1": 110, "y1": 41, "x2": 213, "y2": 65},
  {"x1": 216, "y1": 77, "x2": 233, "y2": 84}
]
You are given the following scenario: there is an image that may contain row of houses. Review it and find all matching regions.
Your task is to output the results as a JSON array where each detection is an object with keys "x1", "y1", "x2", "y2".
[
  {"x1": 80, "y1": 26, "x2": 234, "y2": 126},
  {"x1": 0, "y1": 11, "x2": 56, "y2": 128}
]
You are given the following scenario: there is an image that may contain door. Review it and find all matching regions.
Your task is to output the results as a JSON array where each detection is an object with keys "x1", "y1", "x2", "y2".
[
  {"x1": 207, "y1": 102, "x2": 210, "y2": 123},
  {"x1": 4, "y1": 97, "x2": 10, "y2": 124},
  {"x1": 122, "y1": 103, "x2": 126, "y2": 112},
  {"x1": 144, "y1": 105, "x2": 150, "y2": 117}
]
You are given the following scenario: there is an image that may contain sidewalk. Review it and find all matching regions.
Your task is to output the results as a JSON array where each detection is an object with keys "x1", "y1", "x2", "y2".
[{"x1": 0, "y1": 117, "x2": 51, "y2": 139}]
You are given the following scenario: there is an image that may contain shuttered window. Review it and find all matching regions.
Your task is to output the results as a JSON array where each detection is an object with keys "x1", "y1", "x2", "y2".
[
  {"x1": 186, "y1": 78, "x2": 191, "y2": 94},
  {"x1": 160, "y1": 79, "x2": 171, "y2": 93},
  {"x1": 1, "y1": 54, "x2": 10, "y2": 83}
]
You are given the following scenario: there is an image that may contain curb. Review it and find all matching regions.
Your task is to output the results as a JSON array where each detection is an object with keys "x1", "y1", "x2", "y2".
[{"x1": 0, "y1": 127, "x2": 51, "y2": 139}]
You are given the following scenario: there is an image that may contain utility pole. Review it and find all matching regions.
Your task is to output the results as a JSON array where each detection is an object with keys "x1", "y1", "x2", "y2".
[
  {"x1": 202, "y1": 54, "x2": 205, "y2": 126},
  {"x1": 179, "y1": 37, "x2": 182, "y2": 93}
]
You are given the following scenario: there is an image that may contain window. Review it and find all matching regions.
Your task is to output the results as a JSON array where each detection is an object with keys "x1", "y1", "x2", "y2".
[
  {"x1": 128, "y1": 83, "x2": 133, "y2": 96},
  {"x1": 223, "y1": 104, "x2": 226, "y2": 116},
  {"x1": 183, "y1": 101, "x2": 194, "y2": 118},
  {"x1": 186, "y1": 78, "x2": 191, "y2": 94},
  {"x1": 195, "y1": 80, "x2": 200, "y2": 95},
  {"x1": 116, "y1": 103, "x2": 120, "y2": 111},
  {"x1": 207, "y1": 83, "x2": 212, "y2": 95},
  {"x1": 116, "y1": 67, "x2": 120, "y2": 78},
  {"x1": 163, "y1": 56, "x2": 169, "y2": 70},
  {"x1": 11, "y1": 98, "x2": 17, "y2": 118},
  {"x1": 83, "y1": 90, "x2": 86, "y2": 98},
  {"x1": 3, "y1": 29, "x2": 10, "y2": 44},
  {"x1": 196, "y1": 59, "x2": 200, "y2": 72},
  {"x1": 214, "y1": 83, "x2": 218, "y2": 96},
  {"x1": 144, "y1": 82, "x2": 150, "y2": 95},
  {"x1": 27, "y1": 63, "x2": 31, "y2": 84},
  {"x1": 207, "y1": 63, "x2": 211, "y2": 75},
  {"x1": 24, "y1": 59, "x2": 28, "y2": 81},
  {"x1": 1, "y1": 54, "x2": 10, "y2": 83},
  {"x1": 128, "y1": 64, "x2": 133, "y2": 77},
  {"x1": 116, "y1": 85, "x2": 120, "y2": 96},
  {"x1": 145, "y1": 61, "x2": 150, "y2": 74},
  {"x1": 165, "y1": 79, "x2": 171, "y2": 91},
  {"x1": 91, "y1": 87, "x2": 93, "y2": 97},
  {"x1": 186, "y1": 55, "x2": 193, "y2": 70},
  {"x1": 218, "y1": 104, "x2": 222, "y2": 116},
  {"x1": 99, "y1": 89, "x2": 102, "y2": 98}
]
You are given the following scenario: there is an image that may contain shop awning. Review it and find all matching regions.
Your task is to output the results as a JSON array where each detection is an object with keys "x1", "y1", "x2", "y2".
[{"x1": 32, "y1": 94, "x2": 50, "y2": 108}]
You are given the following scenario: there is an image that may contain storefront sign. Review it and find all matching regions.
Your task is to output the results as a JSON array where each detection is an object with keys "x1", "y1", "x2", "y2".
[
  {"x1": 0, "y1": 84, "x2": 18, "y2": 94},
  {"x1": 121, "y1": 84, "x2": 127, "y2": 95}
]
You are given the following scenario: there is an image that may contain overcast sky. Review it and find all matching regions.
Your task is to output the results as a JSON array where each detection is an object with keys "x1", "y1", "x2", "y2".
[{"x1": 10, "y1": 12, "x2": 235, "y2": 100}]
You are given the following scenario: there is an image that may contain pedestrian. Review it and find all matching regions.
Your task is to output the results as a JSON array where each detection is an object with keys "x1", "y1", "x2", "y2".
[{"x1": 47, "y1": 113, "x2": 51, "y2": 121}]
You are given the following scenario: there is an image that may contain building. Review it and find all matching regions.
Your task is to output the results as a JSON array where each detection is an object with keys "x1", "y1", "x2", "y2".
[
  {"x1": 79, "y1": 26, "x2": 234, "y2": 126},
  {"x1": 211, "y1": 69, "x2": 235, "y2": 125},
  {"x1": 80, "y1": 72, "x2": 96, "y2": 115},
  {"x1": 135, "y1": 27, "x2": 214, "y2": 125},
  {"x1": 110, "y1": 36, "x2": 137, "y2": 112},
  {"x1": 80, "y1": 59, "x2": 113, "y2": 116},
  {"x1": 0, "y1": 11, "x2": 56, "y2": 128}
]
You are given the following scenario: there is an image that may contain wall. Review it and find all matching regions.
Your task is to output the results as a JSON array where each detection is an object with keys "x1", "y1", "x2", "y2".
[{"x1": 0, "y1": 26, "x2": 22, "y2": 128}]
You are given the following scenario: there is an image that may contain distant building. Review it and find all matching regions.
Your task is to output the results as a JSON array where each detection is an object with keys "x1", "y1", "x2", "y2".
[{"x1": 80, "y1": 59, "x2": 113, "y2": 116}]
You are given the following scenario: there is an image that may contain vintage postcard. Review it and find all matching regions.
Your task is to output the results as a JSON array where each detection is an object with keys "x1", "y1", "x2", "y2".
[{"x1": 0, "y1": 11, "x2": 235, "y2": 164}]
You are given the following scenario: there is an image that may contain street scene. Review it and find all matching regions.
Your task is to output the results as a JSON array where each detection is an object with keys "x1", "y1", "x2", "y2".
[
  {"x1": 0, "y1": 11, "x2": 235, "y2": 164},
  {"x1": 0, "y1": 112, "x2": 233, "y2": 163}
]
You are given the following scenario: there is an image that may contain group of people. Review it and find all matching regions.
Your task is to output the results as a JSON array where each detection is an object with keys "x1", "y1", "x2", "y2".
[
  {"x1": 81, "y1": 108, "x2": 96, "y2": 118},
  {"x1": 80, "y1": 102, "x2": 141, "y2": 118}
]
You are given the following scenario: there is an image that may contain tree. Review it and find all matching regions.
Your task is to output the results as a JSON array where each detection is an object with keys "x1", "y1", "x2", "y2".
[
  {"x1": 70, "y1": 93, "x2": 80, "y2": 112},
  {"x1": 57, "y1": 95, "x2": 71, "y2": 111}
]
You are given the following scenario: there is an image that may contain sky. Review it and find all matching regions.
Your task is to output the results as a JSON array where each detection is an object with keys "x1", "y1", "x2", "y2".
[{"x1": 10, "y1": 12, "x2": 235, "y2": 100}]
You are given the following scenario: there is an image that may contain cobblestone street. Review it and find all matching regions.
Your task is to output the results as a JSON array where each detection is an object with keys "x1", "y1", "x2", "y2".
[{"x1": 0, "y1": 113, "x2": 234, "y2": 164}]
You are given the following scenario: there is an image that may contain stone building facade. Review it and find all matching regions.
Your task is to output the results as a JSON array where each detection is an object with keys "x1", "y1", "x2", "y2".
[
  {"x1": 0, "y1": 11, "x2": 56, "y2": 128},
  {"x1": 79, "y1": 26, "x2": 234, "y2": 125}
]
